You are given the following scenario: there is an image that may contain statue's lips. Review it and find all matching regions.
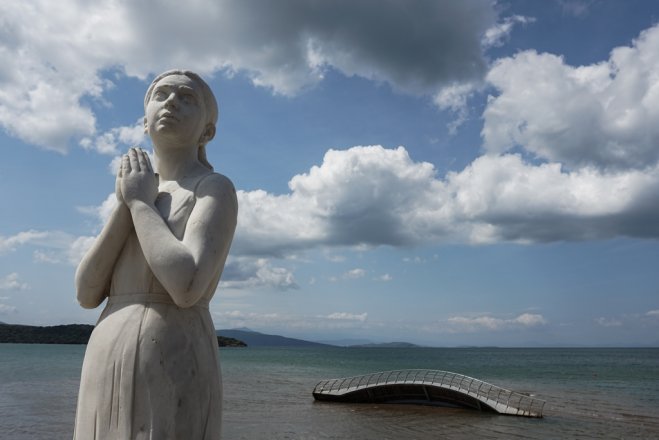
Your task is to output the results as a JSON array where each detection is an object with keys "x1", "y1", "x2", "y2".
[{"x1": 158, "y1": 112, "x2": 179, "y2": 122}]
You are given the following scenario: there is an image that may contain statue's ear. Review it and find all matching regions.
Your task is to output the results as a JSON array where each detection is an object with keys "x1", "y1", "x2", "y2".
[
  {"x1": 201, "y1": 123, "x2": 216, "y2": 144},
  {"x1": 143, "y1": 116, "x2": 148, "y2": 133}
]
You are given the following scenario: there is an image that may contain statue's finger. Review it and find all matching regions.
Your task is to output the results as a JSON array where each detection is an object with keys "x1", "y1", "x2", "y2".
[
  {"x1": 122, "y1": 154, "x2": 131, "y2": 173},
  {"x1": 137, "y1": 149, "x2": 149, "y2": 173},
  {"x1": 140, "y1": 149, "x2": 153, "y2": 173},
  {"x1": 129, "y1": 148, "x2": 140, "y2": 172}
]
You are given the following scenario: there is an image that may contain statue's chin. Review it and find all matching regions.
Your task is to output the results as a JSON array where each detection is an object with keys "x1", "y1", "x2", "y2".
[{"x1": 150, "y1": 129, "x2": 186, "y2": 145}]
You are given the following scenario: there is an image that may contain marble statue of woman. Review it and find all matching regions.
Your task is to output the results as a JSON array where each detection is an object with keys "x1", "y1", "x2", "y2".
[{"x1": 73, "y1": 70, "x2": 237, "y2": 439}]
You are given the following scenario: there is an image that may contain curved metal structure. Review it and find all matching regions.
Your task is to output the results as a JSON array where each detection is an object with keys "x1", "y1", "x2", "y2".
[{"x1": 313, "y1": 369, "x2": 545, "y2": 418}]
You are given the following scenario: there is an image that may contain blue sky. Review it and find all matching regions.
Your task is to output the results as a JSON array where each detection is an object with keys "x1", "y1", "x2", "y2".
[{"x1": 2, "y1": 0, "x2": 659, "y2": 346}]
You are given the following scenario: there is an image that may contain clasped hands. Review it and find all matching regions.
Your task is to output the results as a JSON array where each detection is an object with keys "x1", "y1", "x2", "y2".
[{"x1": 115, "y1": 147, "x2": 158, "y2": 208}]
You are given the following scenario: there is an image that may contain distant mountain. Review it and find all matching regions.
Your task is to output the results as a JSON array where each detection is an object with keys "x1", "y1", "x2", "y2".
[
  {"x1": 349, "y1": 342, "x2": 420, "y2": 348},
  {"x1": 217, "y1": 329, "x2": 334, "y2": 347},
  {"x1": 0, "y1": 323, "x2": 245, "y2": 347},
  {"x1": 231, "y1": 326, "x2": 256, "y2": 332}
]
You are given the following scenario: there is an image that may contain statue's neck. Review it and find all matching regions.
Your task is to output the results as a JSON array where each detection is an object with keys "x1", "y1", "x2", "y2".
[{"x1": 154, "y1": 146, "x2": 206, "y2": 182}]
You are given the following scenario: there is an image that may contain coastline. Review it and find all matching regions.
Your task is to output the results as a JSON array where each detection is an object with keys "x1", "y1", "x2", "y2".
[{"x1": 0, "y1": 323, "x2": 246, "y2": 347}]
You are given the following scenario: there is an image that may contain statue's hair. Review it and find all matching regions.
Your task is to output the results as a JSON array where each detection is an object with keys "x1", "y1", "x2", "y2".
[{"x1": 144, "y1": 70, "x2": 218, "y2": 170}]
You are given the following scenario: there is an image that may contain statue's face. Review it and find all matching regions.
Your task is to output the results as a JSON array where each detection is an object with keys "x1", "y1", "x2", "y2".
[{"x1": 145, "y1": 74, "x2": 207, "y2": 147}]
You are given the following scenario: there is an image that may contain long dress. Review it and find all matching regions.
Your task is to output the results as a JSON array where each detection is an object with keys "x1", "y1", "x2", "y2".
[{"x1": 74, "y1": 173, "x2": 223, "y2": 440}]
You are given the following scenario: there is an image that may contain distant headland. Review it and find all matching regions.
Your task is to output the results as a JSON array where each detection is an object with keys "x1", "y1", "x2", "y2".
[
  {"x1": 0, "y1": 323, "x2": 246, "y2": 347},
  {"x1": 0, "y1": 323, "x2": 422, "y2": 348}
]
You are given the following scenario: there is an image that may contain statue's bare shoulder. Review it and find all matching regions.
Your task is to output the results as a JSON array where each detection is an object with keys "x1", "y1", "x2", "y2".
[{"x1": 196, "y1": 172, "x2": 238, "y2": 211}]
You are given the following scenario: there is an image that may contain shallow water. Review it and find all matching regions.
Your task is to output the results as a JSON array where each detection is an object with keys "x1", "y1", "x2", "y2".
[{"x1": 1, "y1": 345, "x2": 658, "y2": 439}]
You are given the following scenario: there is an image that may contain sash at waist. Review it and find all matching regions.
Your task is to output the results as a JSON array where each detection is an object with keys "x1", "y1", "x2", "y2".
[{"x1": 107, "y1": 293, "x2": 209, "y2": 309}]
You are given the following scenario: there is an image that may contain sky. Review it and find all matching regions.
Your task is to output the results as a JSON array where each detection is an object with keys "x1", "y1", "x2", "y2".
[{"x1": 1, "y1": 0, "x2": 659, "y2": 347}]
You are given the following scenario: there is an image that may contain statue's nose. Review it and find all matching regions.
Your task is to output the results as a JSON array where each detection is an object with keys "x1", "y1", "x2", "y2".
[{"x1": 164, "y1": 93, "x2": 178, "y2": 109}]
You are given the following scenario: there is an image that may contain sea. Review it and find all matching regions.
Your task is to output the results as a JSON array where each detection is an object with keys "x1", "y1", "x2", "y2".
[{"x1": 0, "y1": 345, "x2": 658, "y2": 439}]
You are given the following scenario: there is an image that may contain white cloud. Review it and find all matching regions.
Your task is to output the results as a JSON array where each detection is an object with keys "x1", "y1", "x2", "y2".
[
  {"x1": 0, "y1": 229, "x2": 94, "y2": 266},
  {"x1": 483, "y1": 24, "x2": 659, "y2": 171},
  {"x1": 1, "y1": 230, "x2": 71, "y2": 254},
  {"x1": 0, "y1": 1, "x2": 111, "y2": 152},
  {"x1": 512, "y1": 313, "x2": 547, "y2": 326},
  {"x1": 433, "y1": 82, "x2": 480, "y2": 134},
  {"x1": 377, "y1": 274, "x2": 393, "y2": 282},
  {"x1": 1, "y1": 231, "x2": 48, "y2": 254},
  {"x1": 324, "y1": 312, "x2": 368, "y2": 322},
  {"x1": 80, "y1": 118, "x2": 146, "y2": 155},
  {"x1": 446, "y1": 313, "x2": 547, "y2": 333},
  {"x1": 67, "y1": 236, "x2": 97, "y2": 266},
  {"x1": 432, "y1": 13, "x2": 535, "y2": 132},
  {"x1": 444, "y1": 154, "x2": 659, "y2": 243},
  {"x1": 482, "y1": 15, "x2": 536, "y2": 48},
  {"x1": 344, "y1": 268, "x2": 366, "y2": 279},
  {"x1": 0, "y1": 273, "x2": 28, "y2": 291},
  {"x1": 233, "y1": 145, "x2": 439, "y2": 255},
  {"x1": 0, "y1": 0, "x2": 496, "y2": 151},
  {"x1": 77, "y1": 193, "x2": 118, "y2": 228},
  {"x1": 233, "y1": 145, "x2": 659, "y2": 255},
  {"x1": 219, "y1": 257, "x2": 298, "y2": 290},
  {"x1": 646, "y1": 310, "x2": 659, "y2": 318}
]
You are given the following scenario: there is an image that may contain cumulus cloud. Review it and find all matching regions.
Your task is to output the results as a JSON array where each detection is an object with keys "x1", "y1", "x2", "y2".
[
  {"x1": 232, "y1": 145, "x2": 659, "y2": 255},
  {"x1": 0, "y1": 273, "x2": 28, "y2": 291},
  {"x1": 444, "y1": 154, "x2": 659, "y2": 243},
  {"x1": 234, "y1": 145, "x2": 439, "y2": 255},
  {"x1": 0, "y1": 229, "x2": 94, "y2": 265},
  {"x1": 217, "y1": 20, "x2": 659, "y2": 252},
  {"x1": 0, "y1": 0, "x2": 496, "y2": 151},
  {"x1": 446, "y1": 313, "x2": 547, "y2": 333},
  {"x1": 80, "y1": 118, "x2": 146, "y2": 155},
  {"x1": 483, "y1": 24, "x2": 659, "y2": 171},
  {"x1": 36, "y1": 135, "x2": 657, "y2": 267},
  {"x1": 0, "y1": 1, "x2": 113, "y2": 152},
  {"x1": 220, "y1": 257, "x2": 298, "y2": 290}
]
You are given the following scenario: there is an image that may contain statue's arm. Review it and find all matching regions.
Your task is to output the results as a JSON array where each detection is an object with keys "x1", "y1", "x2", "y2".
[
  {"x1": 75, "y1": 202, "x2": 133, "y2": 308},
  {"x1": 128, "y1": 174, "x2": 238, "y2": 307}
]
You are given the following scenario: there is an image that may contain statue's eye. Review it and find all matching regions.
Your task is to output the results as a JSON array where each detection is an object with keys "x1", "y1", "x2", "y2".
[
  {"x1": 153, "y1": 90, "x2": 167, "y2": 100},
  {"x1": 181, "y1": 93, "x2": 196, "y2": 104}
]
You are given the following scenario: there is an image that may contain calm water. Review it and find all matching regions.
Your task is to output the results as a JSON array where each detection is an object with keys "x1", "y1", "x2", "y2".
[{"x1": 1, "y1": 344, "x2": 658, "y2": 439}]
